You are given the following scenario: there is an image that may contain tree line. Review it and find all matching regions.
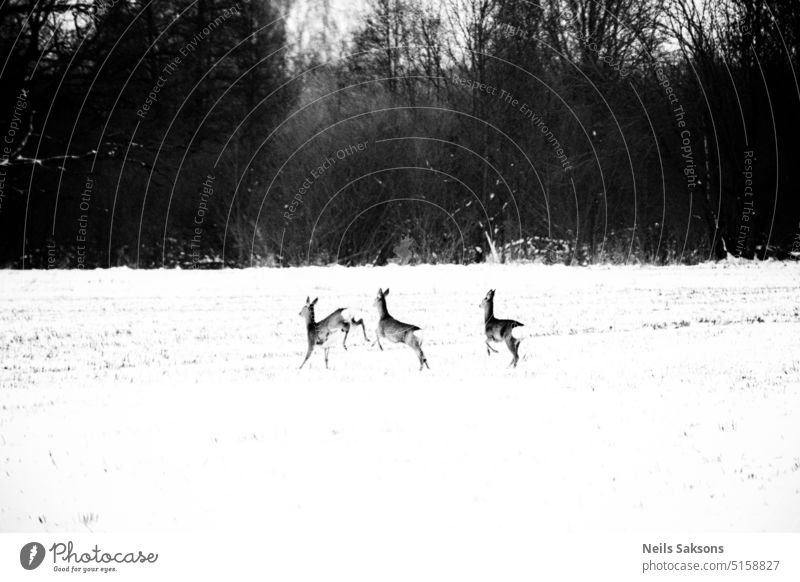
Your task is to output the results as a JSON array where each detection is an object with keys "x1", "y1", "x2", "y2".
[{"x1": 0, "y1": 0, "x2": 798, "y2": 268}]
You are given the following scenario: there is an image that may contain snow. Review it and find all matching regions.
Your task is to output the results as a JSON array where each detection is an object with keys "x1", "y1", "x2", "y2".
[{"x1": 1, "y1": 262, "x2": 799, "y2": 535}]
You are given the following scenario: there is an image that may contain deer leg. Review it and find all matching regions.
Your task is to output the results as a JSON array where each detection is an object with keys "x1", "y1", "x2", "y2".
[
  {"x1": 408, "y1": 333, "x2": 429, "y2": 371},
  {"x1": 355, "y1": 319, "x2": 370, "y2": 342},
  {"x1": 418, "y1": 346, "x2": 430, "y2": 371},
  {"x1": 376, "y1": 331, "x2": 383, "y2": 351},
  {"x1": 505, "y1": 336, "x2": 519, "y2": 368},
  {"x1": 299, "y1": 343, "x2": 314, "y2": 369},
  {"x1": 486, "y1": 340, "x2": 498, "y2": 355},
  {"x1": 342, "y1": 323, "x2": 350, "y2": 350},
  {"x1": 324, "y1": 346, "x2": 330, "y2": 369}
]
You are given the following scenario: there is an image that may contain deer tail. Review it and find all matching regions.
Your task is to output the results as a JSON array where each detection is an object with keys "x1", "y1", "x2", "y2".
[
  {"x1": 511, "y1": 324, "x2": 528, "y2": 340},
  {"x1": 341, "y1": 308, "x2": 364, "y2": 323}
]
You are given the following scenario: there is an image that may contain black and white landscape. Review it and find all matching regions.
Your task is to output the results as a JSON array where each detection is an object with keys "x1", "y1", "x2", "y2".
[{"x1": 1, "y1": 0, "x2": 799, "y2": 540}]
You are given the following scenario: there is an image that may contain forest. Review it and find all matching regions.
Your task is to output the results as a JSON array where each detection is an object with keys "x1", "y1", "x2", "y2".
[{"x1": 1, "y1": 0, "x2": 798, "y2": 268}]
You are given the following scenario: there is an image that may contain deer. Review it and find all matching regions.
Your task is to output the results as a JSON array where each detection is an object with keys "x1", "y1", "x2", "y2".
[
  {"x1": 480, "y1": 289, "x2": 524, "y2": 368},
  {"x1": 299, "y1": 297, "x2": 370, "y2": 369},
  {"x1": 374, "y1": 288, "x2": 429, "y2": 371}
]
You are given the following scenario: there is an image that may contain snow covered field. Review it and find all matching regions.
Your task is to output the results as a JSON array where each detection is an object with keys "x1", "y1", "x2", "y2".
[{"x1": 1, "y1": 262, "x2": 799, "y2": 535}]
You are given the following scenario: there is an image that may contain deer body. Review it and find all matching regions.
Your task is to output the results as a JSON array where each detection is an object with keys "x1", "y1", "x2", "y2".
[
  {"x1": 374, "y1": 288, "x2": 429, "y2": 371},
  {"x1": 299, "y1": 297, "x2": 369, "y2": 369},
  {"x1": 481, "y1": 289, "x2": 524, "y2": 367}
]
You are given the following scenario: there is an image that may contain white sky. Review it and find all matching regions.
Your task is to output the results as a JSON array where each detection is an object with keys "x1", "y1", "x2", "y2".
[{"x1": 286, "y1": 0, "x2": 368, "y2": 60}]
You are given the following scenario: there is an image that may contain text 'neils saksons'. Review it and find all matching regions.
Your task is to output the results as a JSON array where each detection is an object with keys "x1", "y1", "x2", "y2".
[{"x1": 643, "y1": 543, "x2": 724, "y2": 554}]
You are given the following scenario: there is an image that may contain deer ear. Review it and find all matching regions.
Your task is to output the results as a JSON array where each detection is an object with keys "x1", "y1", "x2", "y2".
[
  {"x1": 312, "y1": 297, "x2": 318, "y2": 305},
  {"x1": 384, "y1": 288, "x2": 390, "y2": 295},
  {"x1": 305, "y1": 296, "x2": 310, "y2": 304}
]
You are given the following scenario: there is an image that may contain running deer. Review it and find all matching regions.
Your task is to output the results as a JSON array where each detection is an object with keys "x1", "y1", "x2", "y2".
[
  {"x1": 480, "y1": 289, "x2": 524, "y2": 368},
  {"x1": 299, "y1": 297, "x2": 370, "y2": 369},
  {"x1": 374, "y1": 288, "x2": 429, "y2": 371}
]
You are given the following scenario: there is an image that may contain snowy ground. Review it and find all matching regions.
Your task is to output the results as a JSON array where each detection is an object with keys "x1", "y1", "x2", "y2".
[{"x1": 1, "y1": 262, "x2": 799, "y2": 534}]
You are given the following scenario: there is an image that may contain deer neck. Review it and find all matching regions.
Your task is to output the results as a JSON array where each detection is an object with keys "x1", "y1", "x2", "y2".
[
  {"x1": 303, "y1": 309, "x2": 316, "y2": 329},
  {"x1": 376, "y1": 299, "x2": 389, "y2": 319},
  {"x1": 483, "y1": 301, "x2": 494, "y2": 323}
]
